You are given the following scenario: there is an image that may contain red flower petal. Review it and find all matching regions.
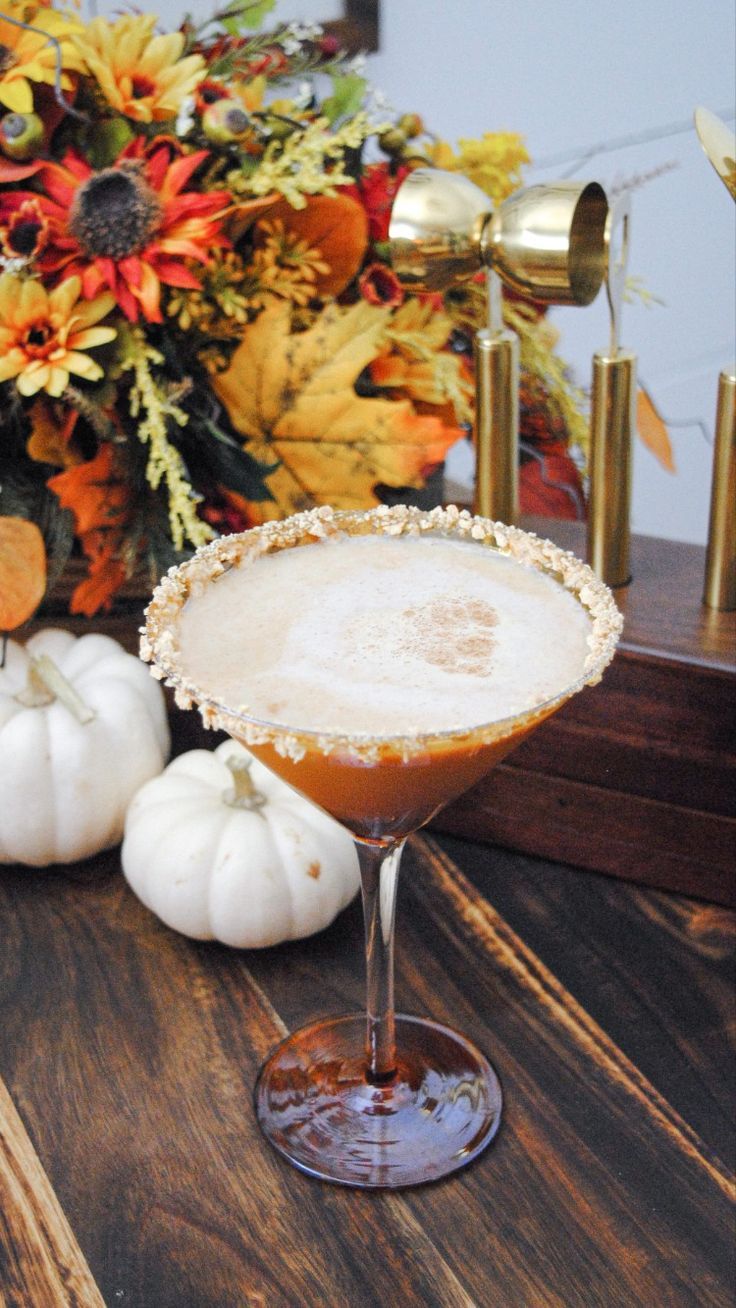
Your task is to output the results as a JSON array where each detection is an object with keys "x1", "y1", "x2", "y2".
[
  {"x1": 144, "y1": 144, "x2": 173, "y2": 193},
  {"x1": 118, "y1": 255, "x2": 142, "y2": 290},
  {"x1": 39, "y1": 160, "x2": 82, "y2": 209},
  {"x1": 152, "y1": 259, "x2": 203, "y2": 288},
  {"x1": 0, "y1": 188, "x2": 58, "y2": 219},
  {"x1": 0, "y1": 159, "x2": 44, "y2": 182},
  {"x1": 114, "y1": 279, "x2": 141, "y2": 322},
  {"x1": 81, "y1": 264, "x2": 106, "y2": 298},
  {"x1": 159, "y1": 149, "x2": 209, "y2": 201},
  {"x1": 97, "y1": 257, "x2": 118, "y2": 291}
]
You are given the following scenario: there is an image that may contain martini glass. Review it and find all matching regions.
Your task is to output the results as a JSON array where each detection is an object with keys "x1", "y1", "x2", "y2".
[{"x1": 142, "y1": 504, "x2": 621, "y2": 1189}]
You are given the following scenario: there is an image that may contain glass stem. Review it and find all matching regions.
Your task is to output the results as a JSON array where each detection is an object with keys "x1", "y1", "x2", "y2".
[{"x1": 356, "y1": 838, "x2": 405, "y2": 1084}]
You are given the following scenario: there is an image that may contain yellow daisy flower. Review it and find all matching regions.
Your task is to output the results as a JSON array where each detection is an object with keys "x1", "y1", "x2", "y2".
[
  {"x1": 0, "y1": 0, "x2": 84, "y2": 114},
  {"x1": 0, "y1": 273, "x2": 116, "y2": 397},
  {"x1": 73, "y1": 13, "x2": 205, "y2": 123}
]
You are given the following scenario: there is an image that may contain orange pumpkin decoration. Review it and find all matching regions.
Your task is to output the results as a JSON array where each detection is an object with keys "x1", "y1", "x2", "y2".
[{"x1": 0, "y1": 517, "x2": 46, "y2": 631}]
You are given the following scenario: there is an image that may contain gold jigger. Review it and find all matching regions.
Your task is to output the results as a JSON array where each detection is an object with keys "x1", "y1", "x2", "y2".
[
  {"x1": 587, "y1": 194, "x2": 635, "y2": 587},
  {"x1": 703, "y1": 370, "x2": 736, "y2": 610},
  {"x1": 485, "y1": 182, "x2": 609, "y2": 306},
  {"x1": 388, "y1": 169, "x2": 608, "y2": 521}
]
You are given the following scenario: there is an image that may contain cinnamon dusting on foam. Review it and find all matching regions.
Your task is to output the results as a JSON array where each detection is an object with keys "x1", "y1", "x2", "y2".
[
  {"x1": 403, "y1": 596, "x2": 498, "y2": 676},
  {"x1": 140, "y1": 504, "x2": 623, "y2": 763}
]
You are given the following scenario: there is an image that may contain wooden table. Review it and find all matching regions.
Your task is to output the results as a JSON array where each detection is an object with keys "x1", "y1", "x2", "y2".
[{"x1": 1, "y1": 831, "x2": 734, "y2": 1307}]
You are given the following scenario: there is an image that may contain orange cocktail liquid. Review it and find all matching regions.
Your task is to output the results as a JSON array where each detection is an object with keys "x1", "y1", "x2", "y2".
[
  {"x1": 248, "y1": 726, "x2": 540, "y2": 841},
  {"x1": 168, "y1": 513, "x2": 596, "y2": 840}
]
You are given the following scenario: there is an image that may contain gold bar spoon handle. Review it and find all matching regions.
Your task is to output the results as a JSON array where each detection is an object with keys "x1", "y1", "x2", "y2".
[{"x1": 703, "y1": 369, "x2": 736, "y2": 611}]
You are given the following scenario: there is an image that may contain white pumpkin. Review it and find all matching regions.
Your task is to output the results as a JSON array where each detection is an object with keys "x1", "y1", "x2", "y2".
[
  {"x1": 122, "y1": 742, "x2": 360, "y2": 948},
  {"x1": 0, "y1": 628, "x2": 170, "y2": 866}
]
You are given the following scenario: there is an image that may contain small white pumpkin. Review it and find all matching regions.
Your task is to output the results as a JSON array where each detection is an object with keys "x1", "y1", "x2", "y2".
[
  {"x1": 0, "y1": 628, "x2": 170, "y2": 866},
  {"x1": 122, "y1": 742, "x2": 360, "y2": 948}
]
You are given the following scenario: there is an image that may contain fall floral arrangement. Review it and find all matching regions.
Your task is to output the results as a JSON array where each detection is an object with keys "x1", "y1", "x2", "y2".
[{"x1": 0, "y1": 0, "x2": 590, "y2": 617}]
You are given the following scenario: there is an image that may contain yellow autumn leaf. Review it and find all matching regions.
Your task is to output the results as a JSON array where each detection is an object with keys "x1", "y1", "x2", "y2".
[
  {"x1": 212, "y1": 301, "x2": 462, "y2": 521},
  {"x1": 637, "y1": 387, "x2": 676, "y2": 473}
]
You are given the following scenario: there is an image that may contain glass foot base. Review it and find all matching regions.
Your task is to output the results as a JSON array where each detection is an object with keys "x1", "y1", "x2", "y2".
[{"x1": 254, "y1": 1013, "x2": 502, "y2": 1188}]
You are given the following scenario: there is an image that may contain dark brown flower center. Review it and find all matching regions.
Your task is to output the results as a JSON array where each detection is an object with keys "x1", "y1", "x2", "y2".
[
  {"x1": 0, "y1": 44, "x2": 16, "y2": 75},
  {"x1": 23, "y1": 322, "x2": 54, "y2": 358},
  {"x1": 6, "y1": 218, "x2": 44, "y2": 256},
  {"x1": 131, "y1": 74, "x2": 156, "y2": 100},
  {"x1": 68, "y1": 164, "x2": 163, "y2": 260},
  {"x1": 199, "y1": 83, "x2": 225, "y2": 105}
]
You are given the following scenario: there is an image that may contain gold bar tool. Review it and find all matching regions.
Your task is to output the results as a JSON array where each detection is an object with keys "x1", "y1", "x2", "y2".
[
  {"x1": 387, "y1": 169, "x2": 608, "y2": 524},
  {"x1": 587, "y1": 194, "x2": 635, "y2": 587},
  {"x1": 703, "y1": 369, "x2": 736, "y2": 610},
  {"x1": 473, "y1": 271, "x2": 519, "y2": 522}
]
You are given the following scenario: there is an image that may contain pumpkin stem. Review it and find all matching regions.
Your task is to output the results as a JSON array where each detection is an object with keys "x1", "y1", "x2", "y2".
[
  {"x1": 223, "y1": 755, "x2": 267, "y2": 811},
  {"x1": 14, "y1": 653, "x2": 96, "y2": 724}
]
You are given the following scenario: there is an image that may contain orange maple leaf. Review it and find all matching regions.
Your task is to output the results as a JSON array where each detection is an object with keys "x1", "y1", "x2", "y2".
[
  {"x1": 637, "y1": 387, "x2": 676, "y2": 473},
  {"x1": 48, "y1": 443, "x2": 128, "y2": 536},
  {"x1": 212, "y1": 301, "x2": 462, "y2": 522},
  {"x1": 48, "y1": 444, "x2": 131, "y2": 614},
  {"x1": 68, "y1": 542, "x2": 128, "y2": 618}
]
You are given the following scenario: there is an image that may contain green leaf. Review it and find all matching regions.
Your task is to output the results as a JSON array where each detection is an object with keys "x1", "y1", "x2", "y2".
[
  {"x1": 321, "y1": 74, "x2": 368, "y2": 126},
  {"x1": 178, "y1": 413, "x2": 277, "y2": 503},
  {"x1": 221, "y1": 0, "x2": 276, "y2": 34},
  {"x1": 85, "y1": 117, "x2": 135, "y2": 169},
  {"x1": 203, "y1": 436, "x2": 278, "y2": 503}
]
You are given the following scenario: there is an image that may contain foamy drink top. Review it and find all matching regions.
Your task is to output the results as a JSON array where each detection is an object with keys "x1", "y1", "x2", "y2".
[{"x1": 175, "y1": 530, "x2": 594, "y2": 739}]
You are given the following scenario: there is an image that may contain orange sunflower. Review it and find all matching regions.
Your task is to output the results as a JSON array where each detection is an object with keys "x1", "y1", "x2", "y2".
[
  {"x1": 0, "y1": 0, "x2": 83, "y2": 114},
  {"x1": 0, "y1": 272, "x2": 116, "y2": 397},
  {"x1": 73, "y1": 12, "x2": 205, "y2": 124},
  {"x1": 10, "y1": 138, "x2": 231, "y2": 322}
]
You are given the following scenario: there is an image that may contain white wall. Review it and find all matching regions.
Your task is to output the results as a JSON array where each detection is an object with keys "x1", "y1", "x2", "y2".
[{"x1": 96, "y1": 0, "x2": 736, "y2": 543}]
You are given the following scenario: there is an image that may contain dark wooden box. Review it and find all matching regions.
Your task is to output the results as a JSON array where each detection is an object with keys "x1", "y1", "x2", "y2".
[{"x1": 435, "y1": 519, "x2": 736, "y2": 906}]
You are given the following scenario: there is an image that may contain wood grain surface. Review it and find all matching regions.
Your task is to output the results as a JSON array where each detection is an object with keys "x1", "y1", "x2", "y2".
[
  {"x1": 1, "y1": 832, "x2": 734, "y2": 1307},
  {"x1": 0, "y1": 1079, "x2": 104, "y2": 1308}
]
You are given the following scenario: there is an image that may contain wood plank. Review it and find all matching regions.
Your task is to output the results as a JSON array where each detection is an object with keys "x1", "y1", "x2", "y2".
[
  {"x1": 433, "y1": 831, "x2": 736, "y2": 1166},
  {"x1": 435, "y1": 761, "x2": 736, "y2": 905},
  {"x1": 396, "y1": 838, "x2": 736, "y2": 1307},
  {"x1": 0, "y1": 1079, "x2": 105, "y2": 1308},
  {"x1": 509, "y1": 651, "x2": 736, "y2": 815},
  {"x1": 0, "y1": 856, "x2": 484, "y2": 1308},
  {"x1": 246, "y1": 839, "x2": 736, "y2": 1305}
]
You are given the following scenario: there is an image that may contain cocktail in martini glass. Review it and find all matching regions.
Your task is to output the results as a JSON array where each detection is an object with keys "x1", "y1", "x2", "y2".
[{"x1": 142, "y1": 504, "x2": 621, "y2": 1189}]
